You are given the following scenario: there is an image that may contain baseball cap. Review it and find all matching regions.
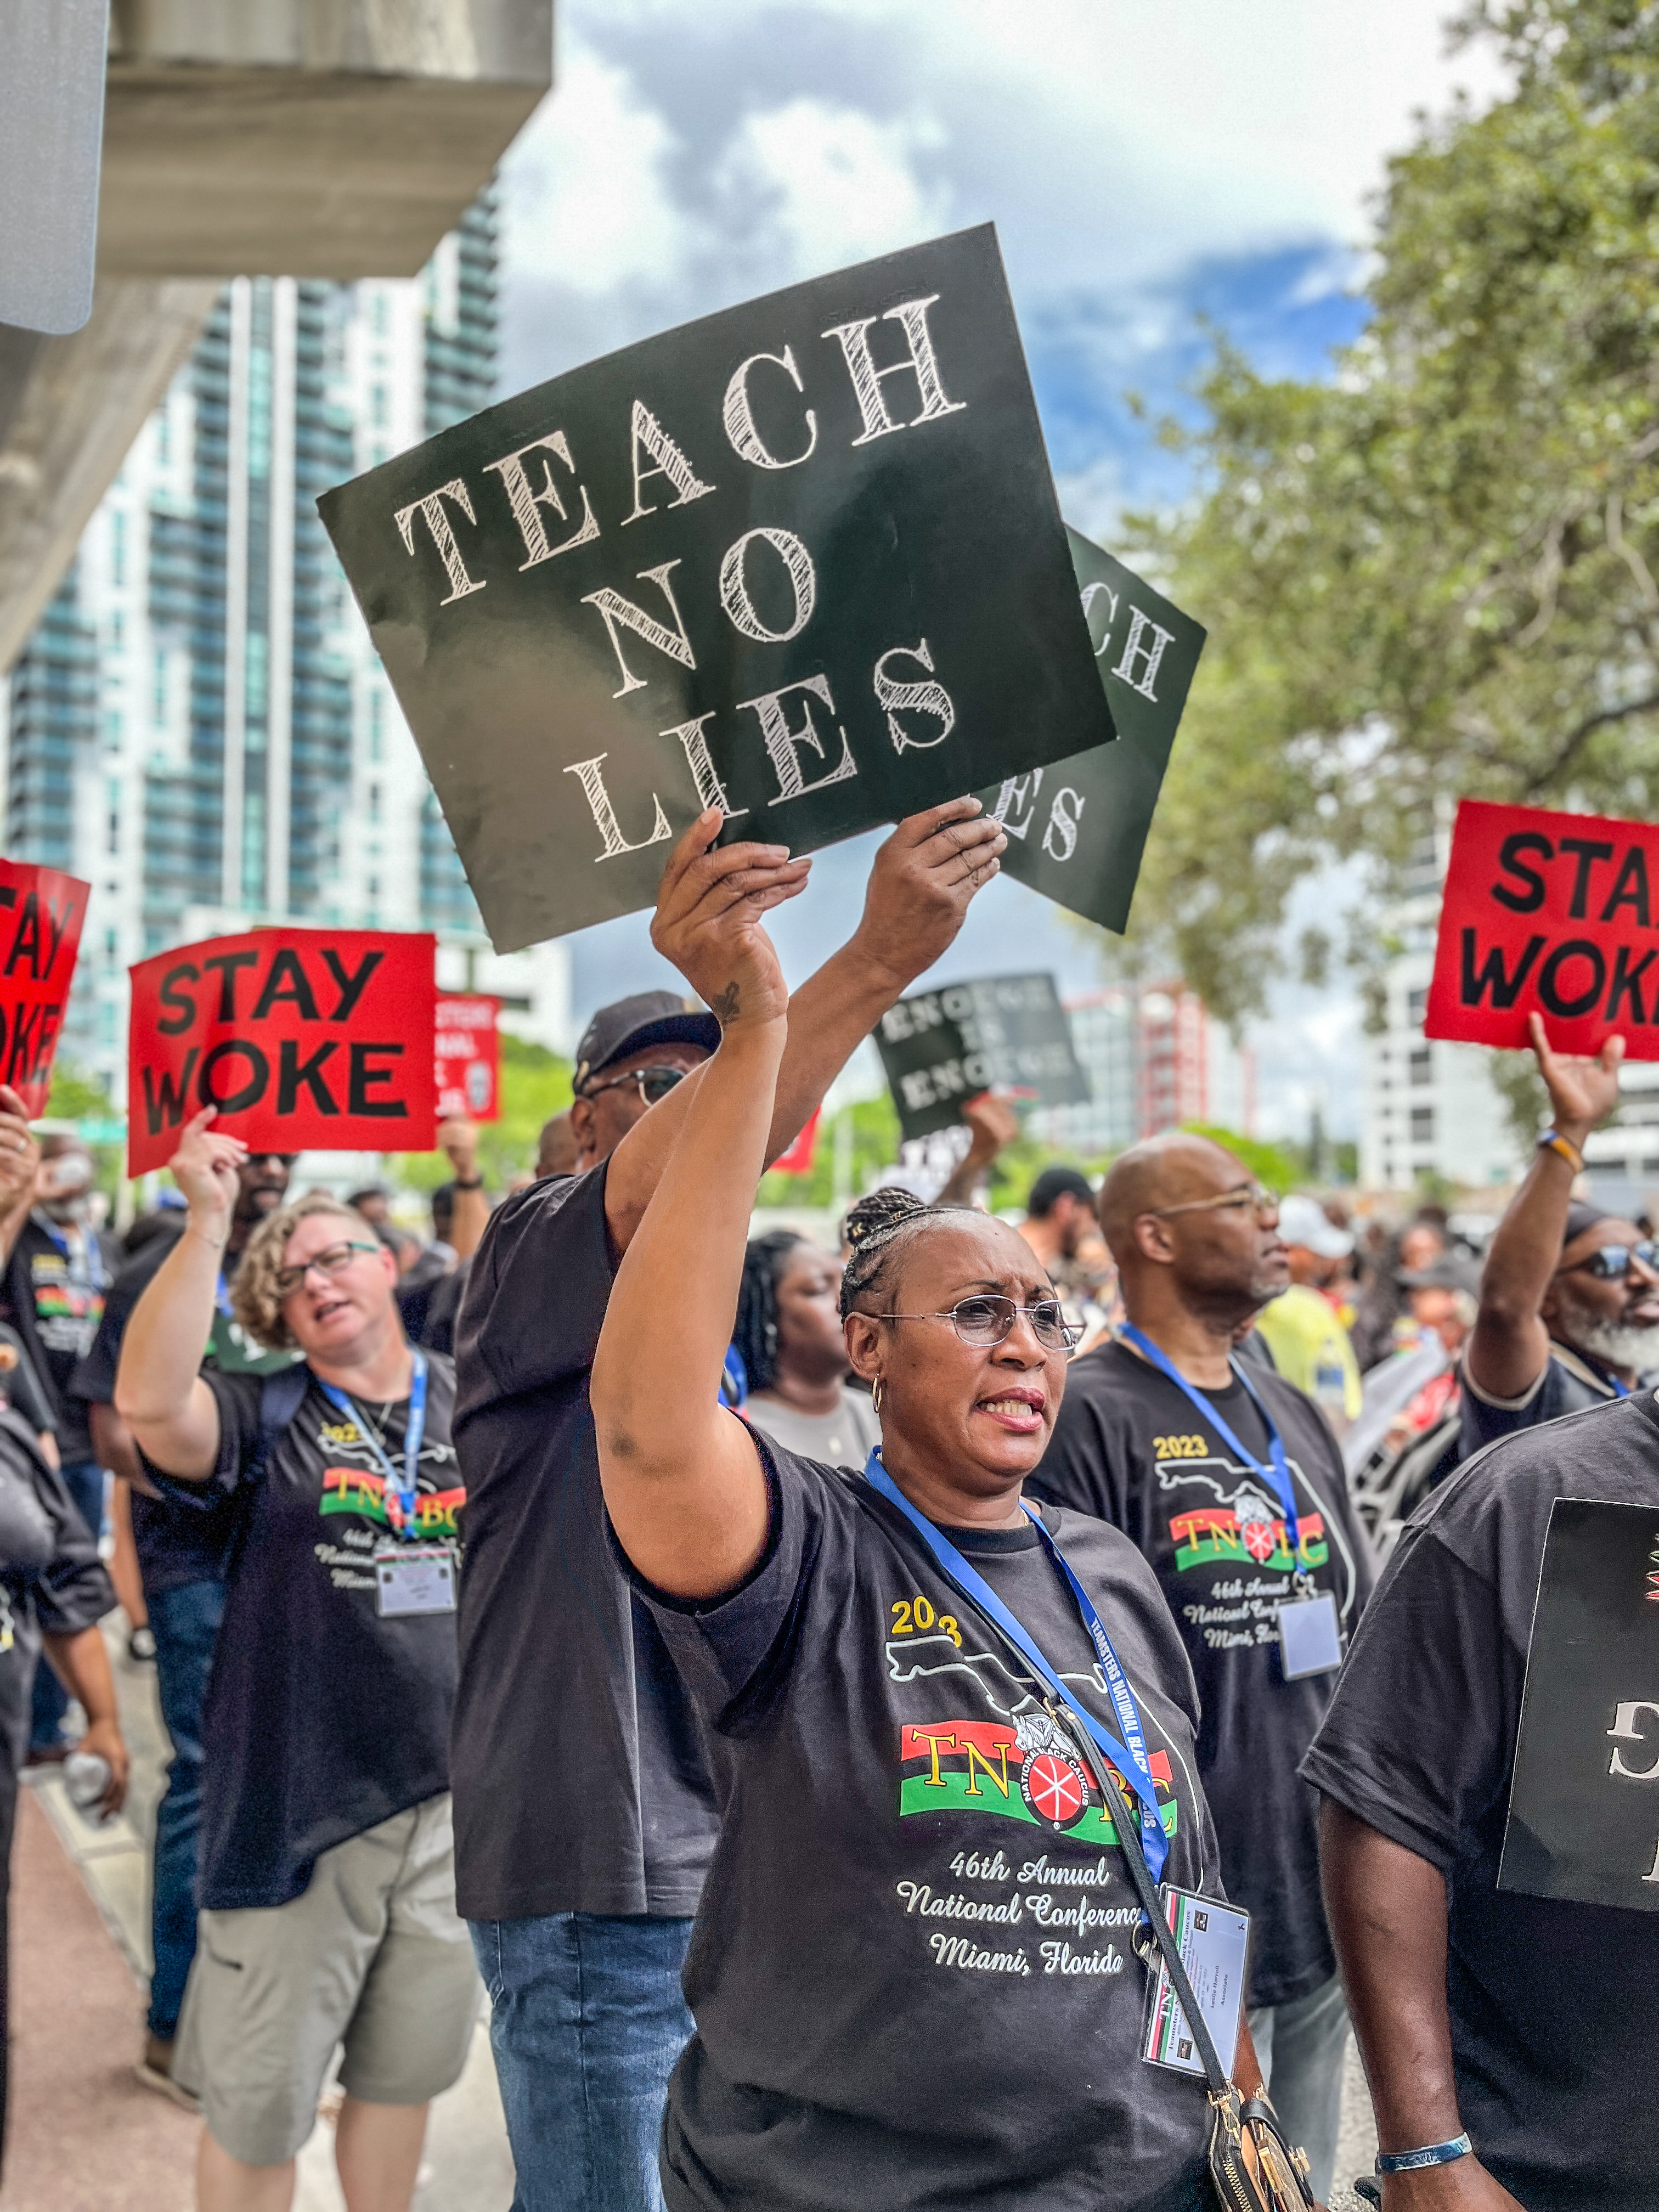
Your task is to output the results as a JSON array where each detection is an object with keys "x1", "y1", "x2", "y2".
[
  {"x1": 1276, "y1": 1193, "x2": 1354, "y2": 1259},
  {"x1": 1399, "y1": 1252, "x2": 1481, "y2": 1294},
  {"x1": 573, "y1": 990, "x2": 721, "y2": 1093},
  {"x1": 1561, "y1": 1198, "x2": 1634, "y2": 1254}
]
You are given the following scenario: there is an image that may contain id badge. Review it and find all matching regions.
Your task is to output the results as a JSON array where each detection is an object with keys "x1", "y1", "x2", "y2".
[
  {"x1": 1142, "y1": 1884, "x2": 1248, "y2": 2076},
  {"x1": 374, "y1": 1543, "x2": 457, "y2": 1618},
  {"x1": 1278, "y1": 1590, "x2": 1341, "y2": 1680}
]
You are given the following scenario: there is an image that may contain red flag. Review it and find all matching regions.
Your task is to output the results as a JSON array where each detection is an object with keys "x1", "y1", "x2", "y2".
[
  {"x1": 127, "y1": 929, "x2": 437, "y2": 1175},
  {"x1": 1426, "y1": 799, "x2": 1659, "y2": 1059},
  {"x1": 0, "y1": 860, "x2": 89, "y2": 1114},
  {"x1": 769, "y1": 1107, "x2": 821, "y2": 1175},
  {"x1": 435, "y1": 995, "x2": 501, "y2": 1122}
]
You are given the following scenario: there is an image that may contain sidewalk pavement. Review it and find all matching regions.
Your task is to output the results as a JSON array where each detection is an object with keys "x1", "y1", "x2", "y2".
[{"x1": 6, "y1": 1618, "x2": 514, "y2": 2210}]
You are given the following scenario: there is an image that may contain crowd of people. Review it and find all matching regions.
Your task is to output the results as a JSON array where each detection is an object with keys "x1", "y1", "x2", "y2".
[{"x1": 0, "y1": 809, "x2": 1651, "y2": 2210}]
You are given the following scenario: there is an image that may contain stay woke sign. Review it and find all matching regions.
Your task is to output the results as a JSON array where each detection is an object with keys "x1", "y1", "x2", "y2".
[
  {"x1": 319, "y1": 225, "x2": 1113, "y2": 951},
  {"x1": 0, "y1": 860, "x2": 88, "y2": 1114},
  {"x1": 1426, "y1": 799, "x2": 1659, "y2": 1057}
]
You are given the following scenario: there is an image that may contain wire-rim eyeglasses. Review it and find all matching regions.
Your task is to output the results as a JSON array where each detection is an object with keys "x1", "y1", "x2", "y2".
[{"x1": 871, "y1": 1294, "x2": 1082, "y2": 1351}]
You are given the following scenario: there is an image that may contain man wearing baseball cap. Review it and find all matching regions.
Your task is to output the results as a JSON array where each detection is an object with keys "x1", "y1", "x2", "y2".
[
  {"x1": 450, "y1": 799, "x2": 1005, "y2": 2212},
  {"x1": 1255, "y1": 1193, "x2": 1363, "y2": 1431},
  {"x1": 1463, "y1": 1013, "x2": 1659, "y2": 1456}
]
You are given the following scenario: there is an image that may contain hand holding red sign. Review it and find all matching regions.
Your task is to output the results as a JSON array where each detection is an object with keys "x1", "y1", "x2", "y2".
[
  {"x1": 0, "y1": 861, "x2": 88, "y2": 1115},
  {"x1": 128, "y1": 929, "x2": 438, "y2": 1176},
  {"x1": 0, "y1": 1087, "x2": 41, "y2": 1220},
  {"x1": 1524, "y1": 1008, "x2": 1625, "y2": 1146},
  {"x1": 1426, "y1": 799, "x2": 1659, "y2": 1058}
]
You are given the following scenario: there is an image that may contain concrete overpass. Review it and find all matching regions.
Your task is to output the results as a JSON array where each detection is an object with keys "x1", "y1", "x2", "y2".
[{"x1": 0, "y1": 0, "x2": 552, "y2": 673}]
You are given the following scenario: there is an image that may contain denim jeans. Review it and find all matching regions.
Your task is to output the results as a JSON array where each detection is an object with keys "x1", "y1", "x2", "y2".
[
  {"x1": 146, "y1": 1577, "x2": 226, "y2": 2040},
  {"x1": 1248, "y1": 1971, "x2": 1351, "y2": 2207},
  {"x1": 471, "y1": 1911, "x2": 695, "y2": 2212},
  {"x1": 29, "y1": 1458, "x2": 106, "y2": 1751}
]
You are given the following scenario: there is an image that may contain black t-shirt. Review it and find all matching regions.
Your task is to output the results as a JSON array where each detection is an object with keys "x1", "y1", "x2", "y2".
[
  {"x1": 141, "y1": 1359, "x2": 461, "y2": 1909},
  {"x1": 1303, "y1": 1393, "x2": 1659, "y2": 2211},
  {"x1": 632, "y1": 1432, "x2": 1220, "y2": 2212},
  {"x1": 1028, "y1": 1339, "x2": 1377, "y2": 2007},
  {"x1": 1459, "y1": 1338, "x2": 1624, "y2": 1460},
  {"x1": 0, "y1": 1217, "x2": 115, "y2": 1464},
  {"x1": 450, "y1": 1164, "x2": 719, "y2": 1920},
  {"x1": 0, "y1": 1408, "x2": 116, "y2": 1794},
  {"x1": 70, "y1": 1232, "x2": 297, "y2": 1594}
]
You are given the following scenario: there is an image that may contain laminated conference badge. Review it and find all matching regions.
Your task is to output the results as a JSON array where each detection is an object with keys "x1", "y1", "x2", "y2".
[
  {"x1": 127, "y1": 928, "x2": 438, "y2": 1174},
  {"x1": 979, "y1": 528, "x2": 1206, "y2": 934},
  {"x1": 1500, "y1": 1497, "x2": 1659, "y2": 1912},
  {"x1": 874, "y1": 972, "x2": 1089, "y2": 1141},
  {"x1": 0, "y1": 859, "x2": 89, "y2": 1114},
  {"x1": 318, "y1": 224, "x2": 1113, "y2": 952}
]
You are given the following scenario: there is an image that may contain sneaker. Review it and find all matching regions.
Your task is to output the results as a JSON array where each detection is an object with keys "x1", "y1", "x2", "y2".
[
  {"x1": 135, "y1": 2034, "x2": 200, "y2": 2112},
  {"x1": 127, "y1": 1626, "x2": 157, "y2": 1663}
]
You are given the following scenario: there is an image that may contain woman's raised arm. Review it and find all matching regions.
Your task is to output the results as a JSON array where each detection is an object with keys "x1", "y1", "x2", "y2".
[
  {"x1": 115, "y1": 1108, "x2": 239, "y2": 1480},
  {"x1": 591, "y1": 824, "x2": 804, "y2": 1600}
]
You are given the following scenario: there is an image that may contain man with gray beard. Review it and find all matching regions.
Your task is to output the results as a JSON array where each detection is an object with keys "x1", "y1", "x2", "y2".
[{"x1": 1462, "y1": 1011, "x2": 1659, "y2": 1454}]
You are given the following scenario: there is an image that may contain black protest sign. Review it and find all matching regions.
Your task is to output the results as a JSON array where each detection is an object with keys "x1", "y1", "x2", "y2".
[
  {"x1": 319, "y1": 225, "x2": 1111, "y2": 952},
  {"x1": 874, "y1": 974, "x2": 1089, "y2": 1141},
  {"x1": 1500, "y1": 1498, "x2": 1659, "y2": 1912},
  {"x1": 980, "y1": 527, "x2": 1206, "y2": 934}
]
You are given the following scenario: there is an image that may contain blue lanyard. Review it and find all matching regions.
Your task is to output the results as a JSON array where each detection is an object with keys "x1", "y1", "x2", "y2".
[
  {"x1": 862, "y1": 1451, "x2": 1169, "y2": 1883},
  {"x1": 1119, "y1": 1323, "x2": 1308, "y2": 1579},
  {"x1": 317, "y1": 1351, "x2": 428, "y2": 1542}
]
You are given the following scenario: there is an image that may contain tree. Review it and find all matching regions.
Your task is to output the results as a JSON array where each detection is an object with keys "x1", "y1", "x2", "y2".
[
  {"x1": 1125, "y1": 0, "x2": 1659, "y2": 1025},
  {"x1": 394, "y1": 1034, "x2": 572, "y2": 1193}
]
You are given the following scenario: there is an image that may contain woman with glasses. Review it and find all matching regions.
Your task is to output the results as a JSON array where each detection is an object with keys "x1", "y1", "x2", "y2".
[
  {"x1": 115, "y1": 1108, "x2": 479, "y2": 2212},
  {"x1": 588, "y1": 905, "x2": 1263, "y2": 2211}
]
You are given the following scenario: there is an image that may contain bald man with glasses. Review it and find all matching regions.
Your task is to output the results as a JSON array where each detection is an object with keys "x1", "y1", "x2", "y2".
[{"x1": 1028, "y1": 1130, "x2": 1376, "y2": 2206}]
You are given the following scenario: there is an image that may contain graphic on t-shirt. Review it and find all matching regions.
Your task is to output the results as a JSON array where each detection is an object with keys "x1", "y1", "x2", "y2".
[
  {"x1": 29, "y1": 1250, "x2": 103, "y2": 1357},
  {"x1": 898, "y1": 1711, "x2": 1177, "y2": 1840},
  {"x1": 309, "y1": 1410, "x2": 465, "y2": 1590},
  {"x1": 320, "y1": 1464, "x2": 464, "y2": 1540},
  {"x1": 1156, "y1": 1453, "x2": 1331, "y2": 1577}
]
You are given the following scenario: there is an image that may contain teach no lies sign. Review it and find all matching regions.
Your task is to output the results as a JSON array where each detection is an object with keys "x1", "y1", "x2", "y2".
[
  {"x1": 320, "y1": 225, "x2": 1112, "y2": 951},
  {"x1": 128, "y1": 930, "x2": 437, "y2": 1175}
]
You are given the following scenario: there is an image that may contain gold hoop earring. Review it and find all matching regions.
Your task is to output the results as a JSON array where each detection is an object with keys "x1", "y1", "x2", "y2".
[{"x1": 872, "y1": 1374, "x2": 885, "y2": 1415}]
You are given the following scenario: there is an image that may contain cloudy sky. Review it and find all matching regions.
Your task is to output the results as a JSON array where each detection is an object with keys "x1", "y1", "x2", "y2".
[{"x1": 496, "y1": 1, "x2": 1504, "y2": 1138}]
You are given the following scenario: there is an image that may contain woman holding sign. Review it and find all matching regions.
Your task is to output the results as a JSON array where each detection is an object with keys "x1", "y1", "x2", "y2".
[
  {"x1": 588, "y1": 834, "x2": 1310, "y2": 2211},
  {"x1": 116, "y1": 1111, "x2": 478, "y2": 2212}
]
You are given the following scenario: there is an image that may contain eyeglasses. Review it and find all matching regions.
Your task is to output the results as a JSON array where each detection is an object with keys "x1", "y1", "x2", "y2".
[
  {"x1": 579, "y1": 1064, "x2": 687, "y2": 1109},
  {"x1": 274, "y1": 1241, "x2": 380, "y2": 1297},
  {"x1": 1558, "y1": 1240, "x2": 1659, "y2": 1281},
  {"x1": 1150, "y1": 1181, "x2": 1280, "y2": 1224},
  {"x1": 873, "y1": 1295, "x2": 1082, "y2": 1351}
]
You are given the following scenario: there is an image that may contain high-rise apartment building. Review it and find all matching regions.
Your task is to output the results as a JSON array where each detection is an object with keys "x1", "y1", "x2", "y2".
[
  {"x1": 1036, "y1": 983, "x2": 1254, "y2": 1156},
  {"x1": 1, "y1": 191, "x2": 569, "y2": 1108}
]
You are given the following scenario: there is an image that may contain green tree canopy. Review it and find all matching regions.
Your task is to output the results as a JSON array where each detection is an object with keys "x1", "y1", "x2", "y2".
[{"x1": 1128, "y1": 0, "x2": 1659, "y2": 1023}]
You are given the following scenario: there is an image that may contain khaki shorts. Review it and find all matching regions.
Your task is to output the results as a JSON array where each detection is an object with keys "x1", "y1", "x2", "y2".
[{"x1": 175, "y1": 1793, "x2": 482, "y2": 2167}]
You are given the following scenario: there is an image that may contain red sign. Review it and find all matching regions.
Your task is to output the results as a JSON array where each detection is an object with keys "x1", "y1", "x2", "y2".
[
  {"x1": 768, "y1": 1107, "x2": 821, "y2": 1176},
  {"x1": 435, "y1": 995, "x2": 501, "y2": 1122},
  {"x1": 0, "y1": 861, "x2": 89, "y2": 1114},
  {"x1": 1426, "y1": 799, "x2": 1659, "y2": 1060},
  {"x1": 127, "y1": 929, "x2": 438, "y2": 1175}
]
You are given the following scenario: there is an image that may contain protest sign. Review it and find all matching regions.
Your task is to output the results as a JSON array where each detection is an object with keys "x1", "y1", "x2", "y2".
[
  {"x1": 769, "y1": 1107, "x2": 821, "y2": 1176},
  {"x1": 874, "y1": 974, "x2": 1088, "y2": 1141},
  {"x1": 319, "y1": 225, "x2": 1113, "y2": 952},
  {"x1": 0, "y1": 860, "x2": 89, "y2": 1114},
  {"x1": 128, "y1": 929, "x2": 438, "y2": 1175},
  {"x1": 1425, "y1": 799, "x2": 1659, "y2": 1058},
  {"x1": 980, "y1": 528, "x2": 1206, "y2": 935},
  {"x1": 1500, "y1": 1498, "x2": 1659, "y2": 1913},
  {"x1": 435, "y1": 994, "x2": 501, "y2": 1122}
]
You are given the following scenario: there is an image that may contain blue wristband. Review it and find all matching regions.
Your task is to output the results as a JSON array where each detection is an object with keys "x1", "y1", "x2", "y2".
[{"x1": 1376, "y1": 2132, "x2": 1472, "y2": 2175}]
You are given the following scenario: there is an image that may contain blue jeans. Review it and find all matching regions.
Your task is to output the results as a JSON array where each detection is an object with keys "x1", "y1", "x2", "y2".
[
  {"x1": 30, "y1": 1458, "x2": 106, "y2": 1751},
  {"x1": 1248, "y1": 1972, "x2": 1351, "y2": 2207},
  {"x1": 471, "y1": 1911, "x2": 694, "y2": 2212},
  {"x1": 146, "y1": 1577, "x2": 225, "y2": 2039}
]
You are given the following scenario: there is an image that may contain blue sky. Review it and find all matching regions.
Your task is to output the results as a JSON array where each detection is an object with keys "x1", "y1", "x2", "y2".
[{"x1": 495, "y1": 1, "x2": 1504, "y2": 1137}]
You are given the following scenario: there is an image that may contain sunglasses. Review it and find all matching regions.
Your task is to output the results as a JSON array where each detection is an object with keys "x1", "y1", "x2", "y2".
[
  {"x1": 274, "y1": 1240, "x2": 380, "y2": 1298},
  {"x1": 579, "y1": 1064, "x2": 687, "y2": 1109},
  {"x1": 1559, "y1": 1240, "x2": 1659, "y2": 1281},
  {"x1": 873, "y1": 1294, "x2": 1082, "y2": 1351},
  {"x1": 1150, "y1": 1181, "x2": 1280, "y2": 1224}
]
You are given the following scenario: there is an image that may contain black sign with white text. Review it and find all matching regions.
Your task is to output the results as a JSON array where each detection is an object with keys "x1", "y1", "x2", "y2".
[
  {"x1": 1500, "y1": 1498, "x2": 1659, "y2": 1913},
  {"x1": 319, "y1": 227, "x2": 1113, "y2": 951},
  {"x1": 874, "y1": 973, "x2": 1089, "y2": 1141},
  {"x1": 980, "y1": 528, "x2": 1205, "y2": 935}
]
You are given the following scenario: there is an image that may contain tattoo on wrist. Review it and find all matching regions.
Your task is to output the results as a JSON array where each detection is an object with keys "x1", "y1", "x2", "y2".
[{"x1": 711, "y1": 982, "x2": 741, "y2": 1026}]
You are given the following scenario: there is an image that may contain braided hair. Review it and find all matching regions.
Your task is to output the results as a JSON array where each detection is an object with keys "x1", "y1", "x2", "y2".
[
  {"x1": 840, "y1": 1187, "x2": 977, "y2": 1319},
  {"x1": 732, "y1": 1231, "x2": 809, "y2": 1397}
]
